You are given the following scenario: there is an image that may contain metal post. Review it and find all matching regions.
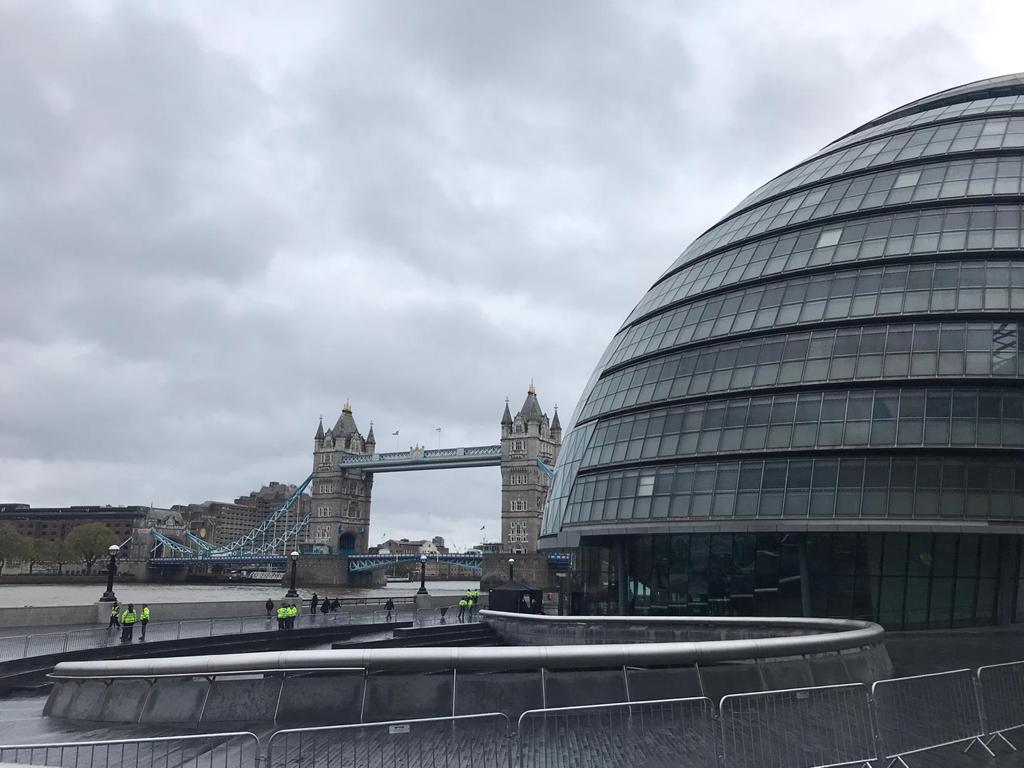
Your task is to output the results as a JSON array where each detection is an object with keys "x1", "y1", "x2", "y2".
[
  {"x1": 508, "y1": 557, "x2": 515, "y2": 581},
  {"x1": 99, "y1": 545, "x2": 120, "y2": 603},
  {"x1": 285, "y1": 551, "x2": 299, "y2": 598},
  {"x1": 417, "y1": 555, "x2": 428, "y2": 595}
]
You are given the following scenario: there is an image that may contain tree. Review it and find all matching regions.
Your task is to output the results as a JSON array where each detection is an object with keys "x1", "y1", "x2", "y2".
[
  {"x1": 0, "y1": 523, "x2": 32, "y2": 576},
  {"x1": 28, "y1": 539, "x2": 58, "y2": 575},
  {"x1": 63, "y1": 523, "x2": 117, "y2": 574}
]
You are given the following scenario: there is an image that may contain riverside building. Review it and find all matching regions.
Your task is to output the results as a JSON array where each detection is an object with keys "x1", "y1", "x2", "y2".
[{"x1": 540, "y1": 74, "x2": 1024, "y2": 629}]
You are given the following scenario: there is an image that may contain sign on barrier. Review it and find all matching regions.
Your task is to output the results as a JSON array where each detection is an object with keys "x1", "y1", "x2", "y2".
[
  {"x1": 871, "y1": 668, "x2": 993, "y2": 766},
  {"x1": 518, "y1": 697, "x2": 718, "y2": 768},
  {"x1": 719, "y1": 683, "x2": 876, "y2": 768},
  {"x1": 266, "y1": 712, "x2": 512, "y2": 768},
  {"x1": 0, "y1": 731, "x2": 260, "y2": 768},
  {"x1": 977, "y1": 660, "x2": 1024, "y2": 750}
]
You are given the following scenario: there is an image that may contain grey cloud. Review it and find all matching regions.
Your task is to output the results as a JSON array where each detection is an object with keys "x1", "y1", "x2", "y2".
[{"x1": 0, "y1": 0, "x2": 1014, "y2": 547}]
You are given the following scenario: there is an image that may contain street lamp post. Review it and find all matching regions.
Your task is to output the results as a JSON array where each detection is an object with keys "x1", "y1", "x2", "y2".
[
  {"x1": 507, "y1": 557, "x2": 515, "y2": 581},
  {"x1": 417, "y1": 554, "x2": 428, "y2": 595},
  {"x1": 99, "y1": 545, "x2": 120, "y2": 603},
  {"x1": 285, "y1": 551, "x2": 300, "y2": 598}
]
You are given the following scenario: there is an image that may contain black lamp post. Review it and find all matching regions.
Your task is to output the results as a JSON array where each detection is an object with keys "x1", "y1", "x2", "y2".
[
  {"x1": 285, "y1": 550, "x2": 300, "y2": 598},
  {"x1": 99, "y1": 544, "x2": 120, "y2": 603},
  {"x1": 417, "y1": 554, "x2": 429, "y2": 595},
  {"x1": 507, "y1": 557, "x2": 515, "y2": 581}
]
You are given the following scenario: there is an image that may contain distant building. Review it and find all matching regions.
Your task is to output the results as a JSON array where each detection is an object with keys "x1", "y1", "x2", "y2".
[
  {"x1": 500, "y1": 384, "x2": 562, "y2": 554},
  {"x1": 0, "y1": 504, "x2": 146, "y2": 547},
  {"x1": 172, "y1": 482, "x2": 310, "y2": 548}
]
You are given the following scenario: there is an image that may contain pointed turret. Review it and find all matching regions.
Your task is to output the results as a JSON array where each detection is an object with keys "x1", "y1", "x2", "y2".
[
  {"x1": 519, "y1": 385, "x2": 544, "y2": 423},
  {"x1": 332, "y1": 400, "x2": 360, "y2": 436},
  {"x1": 551, "y1": 407, "x2": 561, "y2": 433},
  {"x1": 315, "y1": 416, "x2": 325, "y2": 441},
  {"x1": 501, "y1": 398, "x2": 513, "y2": 425},
  {"x1": 366, "y1": 422, "x2": 376, "y2": 453}
]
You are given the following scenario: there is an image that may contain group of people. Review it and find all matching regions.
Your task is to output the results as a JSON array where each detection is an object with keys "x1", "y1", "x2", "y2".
[
  {"x1": 106, "y1": 602, "x2": 151, "y2": 643},
  {"x1": 457, "y1": 588, "x2": 481, "y2": 622},
  {"x1": 308, "y1": 593, "x2": 342, "y2": 615},
  {"x1": 272, "y1": 602, "x2": 300, "y2": 630}
]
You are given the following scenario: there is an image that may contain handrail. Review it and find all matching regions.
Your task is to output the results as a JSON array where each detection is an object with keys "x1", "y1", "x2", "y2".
[
  {"x1": 0, "y1": 731, "x2": 259, "y2": 750},
  {"x1": 48, "y1": 666, "x2": 365, "y2": 681},
  {"x1": 51, "y1": 610, "x2": 885, "y2": 677}
]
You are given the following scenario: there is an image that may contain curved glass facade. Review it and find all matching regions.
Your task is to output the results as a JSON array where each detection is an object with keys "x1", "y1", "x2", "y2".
[{"x1": 542, "y1": 75, "x2": 1024, "y2": 627}]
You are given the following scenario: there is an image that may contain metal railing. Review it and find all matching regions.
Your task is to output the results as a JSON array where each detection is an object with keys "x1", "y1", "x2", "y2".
[
  {"x1": 719, "y1": 683, "x2": 876, "y2": 768},
  {"x1": 0, "y1": 609, "x2": 411, "y2": 664},
  {"x1": 518, "y1": 697, "x2": 718, "y2": 768},
  {"x1": 0, "y1": 731, "x2": 260, "y2": 768},
  {"x1": 265, "y1": 713, "x2": 513, "y2": 767}
]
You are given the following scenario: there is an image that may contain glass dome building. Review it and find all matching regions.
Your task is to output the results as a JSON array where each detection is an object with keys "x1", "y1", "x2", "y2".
[{"x1": 540, "y1": 74, "x2": 1024, "y2": 629}]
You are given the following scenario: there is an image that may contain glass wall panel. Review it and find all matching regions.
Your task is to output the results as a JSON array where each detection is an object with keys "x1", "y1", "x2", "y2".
[
  {"x1": 608, "y1": 259, "x2": 1024, "y2": 368},
  {"x1": 631, "y1": 207, "x2": 1024, "y2": 326},
  {"x1": 579, "y1": 322, "x2": 1021, "y2": 422},
  {"x1": 575, "y1": 533, "x2": 1020, "y2": 629}
]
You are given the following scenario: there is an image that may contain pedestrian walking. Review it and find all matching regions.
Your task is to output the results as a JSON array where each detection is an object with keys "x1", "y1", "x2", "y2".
[
  {"x1": 384, "y1": 598, "x2": 395, "y2": 622},
  {"x1": 467, "y1": 594, "x2": 475, "y2": 621},
  {"x1": 310, "y1": 593, "x2": 319, "y2": 615},
  {"x1": 330, "y1": 598, "x2": 340, "y2": 612},
  {"x1": 457, "y1": 598, "x2": 467, "y2": 623},
  {"x1": 120, "y1": 604, "x2": 137, "y2": 644},
  {"x1": 139, "y1": 604, "x2": 150, "y2": 641},
  {"x1": 276, "y1": 604, "x2": 286, "y2": 630},
  {"x1": 439, "y1": 606, "x2": 448, "y2": 625},
  {"x1": 265, "y1": 598, "x2": 274, "y2": 619},
  {"x1": 320, "y1": 598, "x2": 330, "y2": 616}
]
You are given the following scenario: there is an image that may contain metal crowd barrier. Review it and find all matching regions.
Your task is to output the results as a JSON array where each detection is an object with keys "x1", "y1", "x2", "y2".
[
  {"x1": 518, "y1": 697, "x2": 718, "y2": 768},
  {"x1": 265, "y1": 712, "x2": 513, "y2": 767},
  {"x1": 26, "y1": 658, "x2": 1024, "y2": 767},
  {"x1": 977, "y1": 660, "x2": 1024, "y2": 750},
  {"x1": 871, "y1": 668, "x2": 993, "y2": 766},
  {"x1": 719, "y1": 683, "x2": 876, "y2": 768},
  {"x1": 0, "y1": 731, "x2": 260, "y2": 768}
]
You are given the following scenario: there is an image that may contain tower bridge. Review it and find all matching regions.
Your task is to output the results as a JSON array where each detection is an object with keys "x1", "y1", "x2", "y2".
[{"x1": 147, "y1": 385, "x2": 561, "y2": 568}]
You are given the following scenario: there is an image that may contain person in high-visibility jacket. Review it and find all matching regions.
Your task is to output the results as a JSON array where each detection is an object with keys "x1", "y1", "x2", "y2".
[
  {"x1": 120, "y1": 604, "x2": 137, "y2": 644},
  {"x1": 457, "y1": 598, "x2": 468, "y2": 623},
  {"x1": 139, "y1": 605, "x2": 151, "y2": 641},
  {"x1": 107, "y1": 604, "x2": 120, "y2": 632},
  {"x1": 287, "y1": 603, "x2": 297, "y2": 629},
  {"x1": 276, "y1": 605, "x2": 286, "y2": 630}
]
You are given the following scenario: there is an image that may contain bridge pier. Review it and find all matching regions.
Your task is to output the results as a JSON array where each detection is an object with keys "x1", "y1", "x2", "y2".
[{"x1": 295, "y1": 555, "x2": 385, "y2": 588}]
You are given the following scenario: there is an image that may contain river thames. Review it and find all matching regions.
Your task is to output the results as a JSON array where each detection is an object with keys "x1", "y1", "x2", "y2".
[{"x1": 0, "y1": 580, "x2": 479, "y2": 608}]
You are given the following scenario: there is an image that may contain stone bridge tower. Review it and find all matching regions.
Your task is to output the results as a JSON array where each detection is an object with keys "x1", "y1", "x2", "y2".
[
  {"x1": 310, "y1": 402, "x2": 374, "y2": 554},
  {"x1": 501, "y1": 384, "x2": 561, "y2": 553}
]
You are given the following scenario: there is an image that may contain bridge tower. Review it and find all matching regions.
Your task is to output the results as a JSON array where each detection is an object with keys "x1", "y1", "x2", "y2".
[
  {"x1": 310, "y1": 402, "x2": 374, "y2": 555},
  {"x1": 500, "y1": 384, "x2": 561, "y2": 554}
]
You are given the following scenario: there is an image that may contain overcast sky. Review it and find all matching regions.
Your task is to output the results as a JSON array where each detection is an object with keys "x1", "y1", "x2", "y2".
[{"x1": 1, "y1": 1, "x2": 1022, "y2": 550}]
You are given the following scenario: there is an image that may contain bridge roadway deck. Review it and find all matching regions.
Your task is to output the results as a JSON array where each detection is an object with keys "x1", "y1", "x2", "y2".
[{"x1": 337, "y1": 445, "x2": 501, "y2": 473}]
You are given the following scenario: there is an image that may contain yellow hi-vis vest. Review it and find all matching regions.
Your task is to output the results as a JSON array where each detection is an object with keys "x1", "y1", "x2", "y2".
[
  {"x1": 121, "y1": 610, "x2": 136, "y2": 625},
  {"x1": 459, "y1": 599, "x2": 468, "y2": 607},
  {"x1": 277, "y1": 607, "x2": 286, "y2": 619},
  {"x1": 141, "y1": 607, "x2": 150, "y2": 621}
]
